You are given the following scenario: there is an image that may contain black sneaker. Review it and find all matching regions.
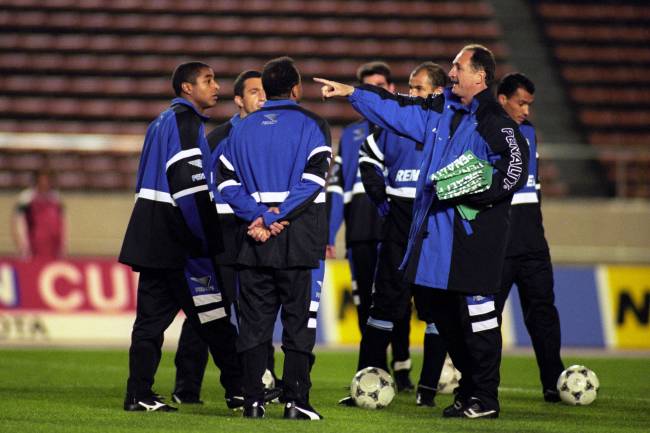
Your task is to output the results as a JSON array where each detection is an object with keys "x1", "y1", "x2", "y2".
[
  {"x1": 442, "y1": 399, "x2": 465, "y2": 418},
  {"x1": 462, "y1": 397, "x2": 499, "y2": 419},
  {"x1": 226, "y1": 387, "x2": 283, "y2": 410},
  {"x1": 243, "y1": 402, "x2": 265, "y2": 418},
  {"x1": 264, "y1": 387, "x2": 283, "y2": 404},
  {"x1": 123, "y1": 396, "x2": 177, "y2": 412},
  {"x1": 171, "y1": 393, "x2": 203, "y2": 405},
  {"x1": 416, "y1": 384, "x2": 436, "y2": 407},
  {"x1": 394, "y1": 369, "x2": 415, "y2": 392},
  {"x1": 284, "y1": 401, "x2": 323, "y2": 420},
  {"x1": 337, "y1": 395, "x2": 356, "y2": 406},
  {"x1": 543, "y1": 389, "x2": 561, "y2": 403},
  {"x1": 226, "y1": 395, "x2": 245, "y2": 410}
]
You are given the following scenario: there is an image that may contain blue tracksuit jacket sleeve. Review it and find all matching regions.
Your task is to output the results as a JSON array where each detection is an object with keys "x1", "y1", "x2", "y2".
[
  {"x1": 262, "y1": 127, "x2": 331, "y2": 226},
  {"x1": 216, "y1": 140, "x2": 269, "y2": 222},
  {"x1": 359, "y1": 128, "x2": 389, "y2": 209},
  {"x1": 165, "y1": 115, "x2": 219, "y2": 256},
  {"x1": 326, "y1": 154, "x2": 344, "y2": 245},
  {"x1": 348, "y1": 85, "x2": 432, "y2": 144}
]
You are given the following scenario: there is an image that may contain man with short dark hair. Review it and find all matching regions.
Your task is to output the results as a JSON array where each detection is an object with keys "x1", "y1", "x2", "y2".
[
  {"x1": 316, "y1": 44, "x2": 529, "y2": 419},
  {"x1": 120, "y1": 62, "x2": 244, "y2": 412},
  {"x1": 326, "y1": 60, "x2": 414, "y2": 392},
  {"x1": 496, "y1": 72, "x2": 565, "y2": 403},
  {"x1": 338, "y1": 62, "x2": 449, "y2": 407},
  {"x1": 217, "y1": 56, "x2": 330, "y2": 420},
  {"x1": 171, "y1": 69, "x2": 270, "y2": 405}
]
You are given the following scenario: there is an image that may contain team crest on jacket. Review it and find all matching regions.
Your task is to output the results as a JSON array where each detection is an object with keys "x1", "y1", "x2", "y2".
[{"x1": 262, "y1": 114, "x2": 278, "y2": 125}]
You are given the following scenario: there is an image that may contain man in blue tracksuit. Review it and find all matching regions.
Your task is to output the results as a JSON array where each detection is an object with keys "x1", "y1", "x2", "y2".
[
  {"x1": 171, "y1": 70, "x2": 274, "y2": 405},
  {"x1": 316, "y1": 44, "x2": 529, "y2": 418},
  {"x1": 119, "y1": 62, "x2": 243, "y2": 412},
  {"x1": 217, "y1": 57, "x2": 329, "y2": 420},
  {"x1": 327, "y1": 61, "x2": 414, "y2": 391},
  {"x1": 495, "y1": 72, "x2": 565, "y2": 402},
  {"x1": 351, "y1": 62, "x2": 450, "y2": 408}
]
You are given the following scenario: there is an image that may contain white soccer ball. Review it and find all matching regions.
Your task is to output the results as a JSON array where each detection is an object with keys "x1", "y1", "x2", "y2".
[
  {"x1": 556, "y1": 365, "x2": 599, "y2": 406},
  {"x1": 262, "y1": 369, "x2": 275, "y2": 390},
  {"x1": 350, "y1": 367, "x2": 396, "y2": 409},
  {"x1": 437, "y1": 356, "x2": 461, "y2": 394}
]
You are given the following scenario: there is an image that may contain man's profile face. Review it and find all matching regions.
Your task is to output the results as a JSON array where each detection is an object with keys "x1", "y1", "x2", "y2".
[
  {"x1": 363, "y1": 73, "x2": 395, "y2": 93},
  {"x1": 448, "y1": 49, "x2": 483, "y2": 104},
  {"x1": 238, "y1": 77, "x2": 266, "y2": 116},
  {"x1": 499, "y1": 87, "x2": 534, "y2": 125},
  {"x1": 186, "y1": 67, "x2": 220, "y2": 110}
]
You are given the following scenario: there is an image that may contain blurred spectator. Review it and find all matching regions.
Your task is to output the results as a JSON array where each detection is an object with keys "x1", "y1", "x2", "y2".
[{"x1": 11, "y1": 170, "x2": 65, "y2": 259}]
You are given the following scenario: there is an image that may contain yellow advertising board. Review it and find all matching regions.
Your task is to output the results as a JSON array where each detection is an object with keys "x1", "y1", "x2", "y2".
[
  {"x1": 600, "y1": 266, "x2": 650, "y2": 349},
  {"x1": 324, "y1": 259, "x2": 425, "y2": 346}
]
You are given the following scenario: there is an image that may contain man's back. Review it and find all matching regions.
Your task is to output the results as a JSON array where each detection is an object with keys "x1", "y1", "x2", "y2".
[{"x1": 219, "y1": 99, "x2": 331, "y2": 268}]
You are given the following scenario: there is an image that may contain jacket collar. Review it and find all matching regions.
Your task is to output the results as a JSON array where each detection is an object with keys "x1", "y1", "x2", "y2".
[
  {"x1": 229, "y1": 113, "x2": 242, "y2": 126},
  {"x1": 262, "y1": 99, "x2": 298, "y2": 108},
  {"x1": 443, "y1": 87, "x2": 491, "y2": 115},
  {"x1": 171, "y1": 97, "x2": 211, "y2": 121}
]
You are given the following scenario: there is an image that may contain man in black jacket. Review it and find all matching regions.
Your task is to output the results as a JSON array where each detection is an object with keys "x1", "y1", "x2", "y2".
[
  {"x1": 495, "y1": 72, "x2": 565, "y2": 403},
  {"x1": 120, "y1": 62, "x2": 243, "y2": 412},
  {"x1": 171, "y1": 70, "x2": 273, "y2": 405}
]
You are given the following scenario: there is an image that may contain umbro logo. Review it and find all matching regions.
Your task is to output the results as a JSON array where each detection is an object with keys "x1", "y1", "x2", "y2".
[
  {"x1": 262, "y1": 113, "x2": 278, "y2": 125},
  {"x1": 188, "y1": 159, "x2": 202, "y2": 168},
  {"x1": 190, "y1": 276, "x2": 214, "y2": 293}
]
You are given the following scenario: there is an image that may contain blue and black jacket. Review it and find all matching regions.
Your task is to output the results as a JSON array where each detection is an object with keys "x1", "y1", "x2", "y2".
[
  {"x1": 506, "y1": 120, "x2": 550, "y2": 257},
  {"x1": 216, "y1": 99, "x2": 331, "y2": 269},
  {"x1": 206, "y1": 114, "x2": 248, "y2": 266},
  {"x1": 326, "y1": 120, "x2": 384, "y2": 247},
  {"x1": 119, "y1": 98, "x2": 222, "y2": 270},
  {"x1": 358, "y1": 127, "x2": 424, "y2": 244},
  {"x1": 349, "y1": 86, "x2": 529, "y2": 294}
]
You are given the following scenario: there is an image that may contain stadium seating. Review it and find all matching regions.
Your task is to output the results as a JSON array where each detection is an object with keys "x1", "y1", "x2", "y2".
[
  {"x1": 0, "y1": 0, "x2": 508, "y2": 189},
  {"x1": 535, "y1": 0, "x2": 650, "y2": 197}
]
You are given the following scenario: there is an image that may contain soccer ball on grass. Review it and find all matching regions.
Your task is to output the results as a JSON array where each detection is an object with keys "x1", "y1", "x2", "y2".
[
  {"x1": 437, "y1": 356, "x2": 461, "y2": 394},
  {"x1": 350, "y1": 367, "x2": 396, "y2": 409},
  {"x1": 556, "y1": 364, "x2": 599, "y2": 405}
]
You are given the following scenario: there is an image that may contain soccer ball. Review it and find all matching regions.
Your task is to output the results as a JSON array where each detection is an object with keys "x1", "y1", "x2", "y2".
[
  {"x1": 262, "y1": 369, "x2": 275, "y2": 390},
  {"x1": 350, "y1": 367, "x2": 396, "y2": 409},
  {"x1": 556, "y1": 365, "x2": 599, "y2": 406},
  {"x1": 437, "y1": 356, "x2": 461, "y2": 394}
]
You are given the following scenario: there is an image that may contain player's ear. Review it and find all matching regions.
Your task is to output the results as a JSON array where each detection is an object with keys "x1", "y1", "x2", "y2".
[
  {"x1": 290, "y1": 83, "x2": 303, "y2": 101},
  {"x1": 234, "y1": 95, "x2": 244, "y2": 109},
  {"x1": 181, "y1": 81, "x2": 193, "y2": 96},
  {"x1": 497, "y1": 94, "x2": 507, "y2": 106}
]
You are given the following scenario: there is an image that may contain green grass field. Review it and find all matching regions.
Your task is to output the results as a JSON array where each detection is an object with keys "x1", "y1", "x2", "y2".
[{"x1": 0, "y1": 348, "x2": 648, "y2": 433}]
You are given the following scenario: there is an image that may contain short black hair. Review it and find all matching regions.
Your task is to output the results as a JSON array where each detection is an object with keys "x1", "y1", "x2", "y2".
[
  {"x1": 262, "y1": 56, "x2": 300, "y2": 98},
  {"x1": 233, "y1": 70, "x2": 262, "y2": 97},
  {"x1": 411, "y1": 61, "x2": 449, "y2": 88},
  {"x1": 463, "y1": 44, "x2": 496, "y2": 85},
  {"x1": 171, "y1": 61, "x2": 212, "y2": 97},
  {"x1": 497, "y1": 72, "x2": 535, "y2": 98},
  {"x1": 356, "y1": 61, "x2": 392, "y2": 85}
]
